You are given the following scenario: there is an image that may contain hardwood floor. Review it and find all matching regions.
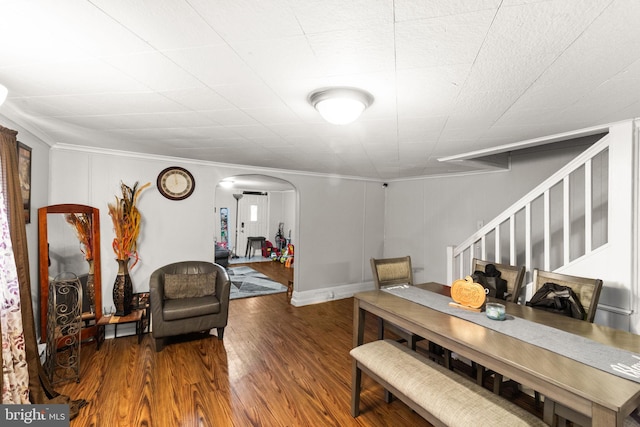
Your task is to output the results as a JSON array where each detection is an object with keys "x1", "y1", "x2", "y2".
[
  {"x1": 231, "y1": 260, "x2": 293, "y2": 287},
  {"x1": 58, "y1": 278, "x2": 541, "y2": 426}
]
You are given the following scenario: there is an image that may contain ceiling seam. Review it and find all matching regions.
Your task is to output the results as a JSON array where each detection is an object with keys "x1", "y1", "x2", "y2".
[
  {"x1": 86, "y1": 0, "x2": 247, "y2": 138},
  {"x1": 488, "y1": 0, "x2": 618, "y2": 134},
  {"x1": 428, "y1": 0, "x2": 505, "y2": 162}
]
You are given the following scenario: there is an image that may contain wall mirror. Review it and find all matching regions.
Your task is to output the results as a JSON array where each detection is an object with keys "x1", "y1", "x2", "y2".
[{"x1": 38, "y1": 204, "x2": 102, "y2": 343}]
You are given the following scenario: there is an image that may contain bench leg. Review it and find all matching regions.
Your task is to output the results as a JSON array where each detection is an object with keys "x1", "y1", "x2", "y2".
[{"x1": 351, "y1": 360, "x2": 362, "y2": 417}]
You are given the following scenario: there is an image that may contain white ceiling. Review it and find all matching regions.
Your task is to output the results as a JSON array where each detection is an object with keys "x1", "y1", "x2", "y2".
[{"x1": 1, "y1": 0, "x2": 639, "y2": 180}]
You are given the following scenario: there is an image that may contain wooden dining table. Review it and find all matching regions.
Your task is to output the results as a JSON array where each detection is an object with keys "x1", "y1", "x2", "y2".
[{"x1": 353, "y1": 282, "x2": 640, "y2": 427}]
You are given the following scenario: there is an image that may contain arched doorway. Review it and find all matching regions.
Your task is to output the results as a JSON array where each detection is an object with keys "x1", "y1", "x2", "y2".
[{"x1": 214, "y1": 174, "x2": 297, "y2": 299}]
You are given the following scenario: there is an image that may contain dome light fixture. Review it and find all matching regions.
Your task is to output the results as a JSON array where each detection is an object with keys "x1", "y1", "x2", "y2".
[
  {"x1": 0, "y1": 84, "x2": 7, "y2": 106},
  {"x1": 308, "y1": 87, "x2": 373, "y2": 125}
]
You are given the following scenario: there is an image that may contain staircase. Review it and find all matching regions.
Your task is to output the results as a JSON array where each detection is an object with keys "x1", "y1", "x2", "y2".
[{"x1": 446, "y1": 120, "x2": 639, "y2": 331}]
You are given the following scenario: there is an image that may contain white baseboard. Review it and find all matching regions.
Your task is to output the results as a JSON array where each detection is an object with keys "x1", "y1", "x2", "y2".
[{"x1": 290, "y1": 281, "x2": 375, "y2": 306}]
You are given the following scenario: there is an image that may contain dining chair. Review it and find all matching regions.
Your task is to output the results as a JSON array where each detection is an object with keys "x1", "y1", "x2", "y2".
[
  {"x1": 472, "y1": 258, "x2": 526, "y2": 303},
  {"x1": 531, "y1": 269, "x2": 603, "y2": 425},
  {"x1": 370, "y1": 256, "x2": 422, "y2": 350},
  {"x1": 470, "y1": 259, "x2": 526, "y2": 393},
  {"x1": 530, "y1": 268, "x2": 603, "y2": 323}
]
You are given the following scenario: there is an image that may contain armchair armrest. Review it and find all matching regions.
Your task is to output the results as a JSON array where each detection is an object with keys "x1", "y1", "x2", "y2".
[
  {"x1": 149, "y1": 267, "x2": 166, "y2": 334},
  {"x1": 215, "y1": 266, "x2": 231, "y2": 303}
]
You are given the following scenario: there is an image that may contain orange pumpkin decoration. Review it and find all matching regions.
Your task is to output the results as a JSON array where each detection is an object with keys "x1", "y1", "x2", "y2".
[{"x1": 451, "y1": 276, "x2": 486, "y2": 309}]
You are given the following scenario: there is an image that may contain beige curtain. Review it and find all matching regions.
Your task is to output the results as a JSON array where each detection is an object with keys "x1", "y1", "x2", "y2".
[{"x1": 0, "y1": 125, "x2": 86, "y2": 416}]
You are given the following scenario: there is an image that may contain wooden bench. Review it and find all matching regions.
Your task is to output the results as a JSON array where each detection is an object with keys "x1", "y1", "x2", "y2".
[{"x1": 351, "y1": 339, "x2": 548, "y2": 427}]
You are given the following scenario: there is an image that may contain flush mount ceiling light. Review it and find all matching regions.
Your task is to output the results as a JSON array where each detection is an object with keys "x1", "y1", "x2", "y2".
[
  {"x1": 0, "y1": 84, "x2": 7, "y2": 106},
  {"x1": 308, "y1": 87, "x2": 374, "y2": 125}
]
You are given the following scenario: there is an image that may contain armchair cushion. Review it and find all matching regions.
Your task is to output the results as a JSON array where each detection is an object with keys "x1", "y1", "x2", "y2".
[
  {"x1": 163, "y1": 295, "x2": 221, "y2": 321},
  {"x1": 164, "y1": 272, "x2": 217, "y2": 299}
]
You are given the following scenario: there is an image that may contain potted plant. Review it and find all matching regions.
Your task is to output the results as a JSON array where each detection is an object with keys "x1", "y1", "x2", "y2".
[{"x1": 108, "y1": 181, "x2": 150, "y2": 316}]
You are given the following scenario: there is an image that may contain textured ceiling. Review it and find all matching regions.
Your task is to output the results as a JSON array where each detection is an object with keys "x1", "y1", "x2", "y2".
[{"x1": 1, "y1": 0, "x2": 639, "y2": 180}]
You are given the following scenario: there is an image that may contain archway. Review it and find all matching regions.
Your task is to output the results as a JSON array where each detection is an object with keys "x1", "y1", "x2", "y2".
[{"x1": 214, "y1": 174, "x2": 297, "y2": 297}]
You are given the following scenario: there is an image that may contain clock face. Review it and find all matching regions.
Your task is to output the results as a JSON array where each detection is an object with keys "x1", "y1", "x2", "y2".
[{"x1": 157, "y1": 167, "x2": 195, "y2": 200}]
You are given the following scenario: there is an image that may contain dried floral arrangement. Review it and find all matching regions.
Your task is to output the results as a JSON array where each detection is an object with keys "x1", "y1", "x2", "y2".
[
  {"x1": 108, "y1": 181, "x2": 150, "y2": 269},
  {"x1": 65, "y1": 213, "x2": 93, "y2": 261}
]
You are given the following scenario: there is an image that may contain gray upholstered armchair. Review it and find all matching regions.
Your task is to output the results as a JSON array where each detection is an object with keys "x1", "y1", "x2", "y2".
[{"x1": 149, "y1": 261, "x2": 231, "y2": 351}]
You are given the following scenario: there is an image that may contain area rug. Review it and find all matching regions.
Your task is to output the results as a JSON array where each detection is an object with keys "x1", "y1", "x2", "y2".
[{"x1": 227, "y1": 266, "x2": 287, "y2": 300}]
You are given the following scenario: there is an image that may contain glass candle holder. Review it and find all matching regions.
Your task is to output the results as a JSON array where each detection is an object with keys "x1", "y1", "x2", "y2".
[{"x1": 486, "y1": 302, "x2": 506, "y2": 320}]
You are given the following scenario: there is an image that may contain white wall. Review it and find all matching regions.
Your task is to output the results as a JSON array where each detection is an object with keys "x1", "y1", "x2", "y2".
[
  {"x1": 50, "y1": 149, "x2": 219, "y2": 305},
  {"x1": 292, "y1": 176, "x2": 385, "y2": 303},
  {"x1": 282, "y1": 191, "x2": 296, "y2": 243},
  {"x1": 268, "y1": 190, "x2": 296, "y2": 245},
  {"x1": 48, "y1": 147, "x2": 385, "y2": 308}
]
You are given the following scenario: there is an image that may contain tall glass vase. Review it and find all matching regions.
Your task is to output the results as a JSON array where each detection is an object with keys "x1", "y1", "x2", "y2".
[{"x1": 113, "y1": 258, "x2": 133, "y2": 316}]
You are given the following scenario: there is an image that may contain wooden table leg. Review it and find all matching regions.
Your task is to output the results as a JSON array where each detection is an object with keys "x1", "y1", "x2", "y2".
[
  {"x1": 136, "y1": 318, "x2": 143, "y2": 344},
  {"x1": 353, "y1": 299, "x2": 365, "y2": 348},
  {"x1": 96, "y1": 325, "x2": 105, "y2": 350},
  {"x1": 543, "y1": 396, "x2": 556, "y2": 426},
  {"x1": 287, "y1": 280, "x2": 293, "y2": 302},
  {"x1": 592, "y1": 403, "x2": 622, "y2": 427}
]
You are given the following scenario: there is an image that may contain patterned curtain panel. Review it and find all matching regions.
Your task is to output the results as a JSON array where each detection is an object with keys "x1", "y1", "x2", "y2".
[
  {"x1": 0, "y1": 125, "x2": 29, "y2": 402},
  {"x1": 0, "y1": 187, "x2": 29, "y2": 402},
  {"x1": 0, "y1": 125, "x2": 87, "y2": 416}
]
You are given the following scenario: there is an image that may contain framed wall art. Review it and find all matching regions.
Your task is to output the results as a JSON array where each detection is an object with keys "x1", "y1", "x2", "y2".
[{"x1": 17, "y1": 141, "x2": 32, "y2": 223}]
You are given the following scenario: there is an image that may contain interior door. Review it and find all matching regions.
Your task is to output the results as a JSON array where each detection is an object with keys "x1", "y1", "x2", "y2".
[{"x1": 237, "y1": 194, "x2": 269, "y2": 257}]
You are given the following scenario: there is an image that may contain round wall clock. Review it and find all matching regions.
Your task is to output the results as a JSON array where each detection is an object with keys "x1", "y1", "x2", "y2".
[{"x1": 157, "y1": 166, "x2": 195, "y2": 200}]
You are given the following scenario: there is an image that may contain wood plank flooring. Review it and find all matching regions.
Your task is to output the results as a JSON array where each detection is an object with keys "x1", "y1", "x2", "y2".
[
  {"x1": 57, "y1": 264, "x2": 541, "y2": 427},
  {"x1": 230, "y1": 260, "x2": 293, "y2": 287}
]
